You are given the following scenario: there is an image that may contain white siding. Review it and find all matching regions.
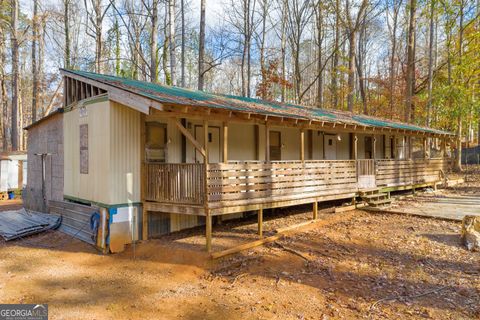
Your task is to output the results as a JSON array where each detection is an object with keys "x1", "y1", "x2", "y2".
[{"x1": 64, "y1": 99, "x2": 141, "y2": 205}]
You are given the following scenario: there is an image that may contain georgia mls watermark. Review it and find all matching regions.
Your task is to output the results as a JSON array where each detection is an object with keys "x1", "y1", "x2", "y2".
[{"x1": 0, "y1": 304, "x2": 48, "y2": 320}]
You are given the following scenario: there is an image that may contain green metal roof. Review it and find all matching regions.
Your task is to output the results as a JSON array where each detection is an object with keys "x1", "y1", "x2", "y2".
[{"x1": 62, "y1": 69, "x2": 452, "y2": 136}]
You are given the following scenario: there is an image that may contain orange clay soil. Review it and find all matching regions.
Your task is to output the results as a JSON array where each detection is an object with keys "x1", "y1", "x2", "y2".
[{"x1": 0, "y1": 205, "x2": 479, "y2": 319}]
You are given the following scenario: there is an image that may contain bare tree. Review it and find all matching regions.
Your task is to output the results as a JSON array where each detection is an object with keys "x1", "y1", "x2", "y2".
[
  {"x1": 64, "y1": 0, "x2": 71, "y2": 68},
  {"x1": 168, "y1": 0, "x2": 176, "y2": 85},
  {"x1": 84, "y1": 0, "x2": 112, "y2": 73},
  {"x1": 198, "y1": 0, "x2": 206, "y2": 90},
  {"x1": 286, "y1": 0, "x2": 313, "y2": 103},
  {"x1": 11, "y1": 0, "x2": 19, "y2": 150},
  {"x1": 404, "y1": 0, "x2": 416, "y2": 122},
  {"x1": 32, "y1": 0, "x2": 39, "y2": 122},
  {"x1": 180, "y1": 0, "x2": 185, "y2": 87}
]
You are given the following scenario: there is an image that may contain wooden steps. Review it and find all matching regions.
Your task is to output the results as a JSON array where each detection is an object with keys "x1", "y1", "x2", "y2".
[{"x1": 359, "y1": 188, "x2": 393, "y2": 208}]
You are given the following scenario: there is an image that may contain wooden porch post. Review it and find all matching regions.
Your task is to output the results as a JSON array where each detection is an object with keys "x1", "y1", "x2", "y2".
[
  {"x1": 407, "y1": 137, "x2": 412, "y2": 159},
  {"x1": 372, "y1": 136, "x2": 377, "y2": 159},
  {"x1": 424, "y1": 137, "x2": 429, "y2": 159},
  {"x1": 140, "y1": 114, "x2": 148, "y2": 241},
  {"x1": 265, "y1": 125, "x2": 270, "y2": 162},
  {"x1": 203, "y1": 120, "x2": 209, "y2": 163},
  {"x1": 258, "y1": 208, "x2": 263, "y2": 237},
  {"x1": 441, "y1": 137, "x2": 446, "y2": 158},
  {"x1": 203, "y1": 120, "x2": 211, "y2": 252},
  {"x1": 353, "y1": 134, "x2": 358, "y2": 160},
  {"x1": 312, "y1": 201, "x2": 318, "y2": 220},
  {"x1": 300, "y1": 129, "x2": 305, "y2": 162},
  {"x1": 223, "y1": 122, "x2": 228, "y2": 163}
]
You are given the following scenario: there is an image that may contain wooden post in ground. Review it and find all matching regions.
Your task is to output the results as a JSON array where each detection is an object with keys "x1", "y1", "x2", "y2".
[
  {"x1": 258, "y1": 208, "x2": 263, "y2": 237},
  {"x1": 300, "y1": 129, "x2": 305, "y2": 163},
  {"x1": 312, "y1": 201, "x2": 318, "y2": 220},
  {"x1": 206, "y1": 214, "x2": 212, "y2": 252},
  {"x1": 223, "y1": 122, "x2": 228, "y2": 163}
]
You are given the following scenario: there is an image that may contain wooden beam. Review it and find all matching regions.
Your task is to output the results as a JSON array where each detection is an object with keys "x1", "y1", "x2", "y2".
[
  {"x1": 148, "y1": 106, "x2": 449, "y2": 139},
  {"x1": 223, "y1": 122, "x2": 228, "y2": 163},
  {"x1": 258, "y1": 208, "x2": 263, "y2": 237},
  {"x1": 203, "y1": 120, "x2": 209, "y2": 163},
  {"x1": 174, "y1": 118, "x2": 206, "y2": 157},
  {"x1": 312, "y1": 201, "x2": 318, "y2": 220},
  {"x1": 63, "y1": 76, "x2": 67, "y2": 107},
  {"x1": 353, "y1": 134, "x2": 358, "y2": 160},
  {"x1": 211, "y1": 211, "x2": 357, "y2": 259},
  {"x1": 300, "y1": 129, "x2": 305, "y2": 162},
  {"x1": 265, "y1": 125, "x2": 270, "y2": 162}
]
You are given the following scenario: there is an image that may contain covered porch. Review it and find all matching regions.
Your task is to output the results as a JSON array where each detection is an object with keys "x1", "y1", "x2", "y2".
[{"x1": 141, "y1": 110, "x2": 451, "y2": 252}]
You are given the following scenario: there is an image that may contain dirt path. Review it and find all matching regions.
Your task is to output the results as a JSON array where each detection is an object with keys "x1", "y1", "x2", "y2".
[{"x1": 1, "y1": 206, "x2": 479, "y2": 319}]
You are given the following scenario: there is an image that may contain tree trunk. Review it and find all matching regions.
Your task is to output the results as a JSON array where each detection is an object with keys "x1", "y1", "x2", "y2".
[
  {"x1": 280, "y1": 0, "x2": 287, "y2": 102},
  {"x1": 426, "y1": 0, "x2": 435, "y2": 126},
  {"x1": 38, "y1": 16, "x2": 45, "y2": 117},
  {"x1": 389, "y1": 1, "x2": 399, "y2": 118},
  {"x1": 169, "y1": 0, "x2": 176, "y2": 85},
  {"x1": 180, "y1": 0, "x2": 185, "y2": 87},
  {"x1": 11, "y1": 0, "x2": 19, "y2": 151},
  {"x1": 315, "y1": 2, "x2": 323, "y2": 108},
  {"x1": 198, "y1": 0, "x2": 206, "y2": 90},
  {"x1": 151, "y1": 0, "x2": 158, "y2": 82},
  {"x1": 32, "y1": 0, "x2": 38, "y2": 122},
  {"x1": 64, "y1": 0, "x2": 70, "y2": 68},
  {"x1": 405, "y1": 0, "x2": 416, "y2": 122},
  {"x1": 0, "y1": 28, "x2": 5, "y2": 150},
  {"x1": 259, "y1": 0, "x2": 267, "y2": 99},
  {"x1": 347, "y1": 28, "x2": 355, "y2": 112},
  {"x1": 331, "y1": 0, "x2": 340, "y2": 109},
  {"x1": 115, "y1": 17, "x2": 120, "y2": 76}
]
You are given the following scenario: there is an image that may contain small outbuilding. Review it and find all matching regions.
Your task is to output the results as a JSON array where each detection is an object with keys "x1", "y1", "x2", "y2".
[{"x1": 0, "y1": 151, "x2": 27, "y2": 195}]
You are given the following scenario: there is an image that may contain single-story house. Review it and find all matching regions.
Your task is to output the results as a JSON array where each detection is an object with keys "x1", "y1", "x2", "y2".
[{"x1": 24, "y1": 69, "x2": 454, "y2": 253}]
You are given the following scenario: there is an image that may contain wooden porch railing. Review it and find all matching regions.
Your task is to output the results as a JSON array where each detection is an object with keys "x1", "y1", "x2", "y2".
[
  {"x1": 375, "y1": 158, "x2": 448, "y2": 187},
  {"x1": 145, "y1": 163, "x2": 205, "y2": 205},
  {"x1": 144, "y1": 158, "x2": 449, "y2": 207},
  {"x1": 206, "y1": 160, "x2": 358, "y2": 209}
]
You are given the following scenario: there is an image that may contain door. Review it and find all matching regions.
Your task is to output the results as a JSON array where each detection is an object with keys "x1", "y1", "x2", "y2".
[
  {"x1": 324, "y1": 134, "x2": 337, "y2": 160},
  {"x1": 195, "y1": 126, "x2": 221, "y2": 163},
  {"x1": 269, "y1": 131, "x2": 281, "y2": 161},
  {"x1": 365, "y1": 136, "x2": 373, "y2": 159}
]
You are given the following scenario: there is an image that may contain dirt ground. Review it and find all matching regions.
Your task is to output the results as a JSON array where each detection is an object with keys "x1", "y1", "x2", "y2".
[{"x1": 1, "y1": 181, "x2": 480, "y2": 319}]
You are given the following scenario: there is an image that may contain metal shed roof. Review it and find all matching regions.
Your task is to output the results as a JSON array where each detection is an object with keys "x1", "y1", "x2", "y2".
[{"x1": 62, "y1": 69, "x2": 452, "y2": 136}]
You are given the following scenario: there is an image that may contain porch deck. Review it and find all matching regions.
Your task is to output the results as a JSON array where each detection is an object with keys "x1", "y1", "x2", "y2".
[{"x1": 143, "y1": 158, "x2": 449, "y2": 216}]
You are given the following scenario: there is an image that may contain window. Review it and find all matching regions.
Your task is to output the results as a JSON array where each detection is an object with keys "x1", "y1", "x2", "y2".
[
  {"x1": 80, "y1": 124, "x2": 88, "y2": 174},
  {"x1": 146, "y1": 122, "x2": 167, "y2": 162}
]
